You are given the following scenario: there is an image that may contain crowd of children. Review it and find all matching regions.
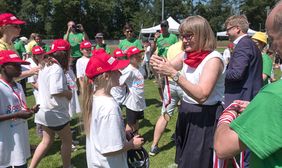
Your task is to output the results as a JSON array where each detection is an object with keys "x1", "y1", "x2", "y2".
[
  {"x1": 1, "y1": 6, "x2": 282, "y2": 168},
  {"x1": 0, "y1": 12, "x2": 151, "y2": 168}
]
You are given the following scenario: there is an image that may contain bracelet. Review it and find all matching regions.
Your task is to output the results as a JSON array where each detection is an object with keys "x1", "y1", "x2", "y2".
[{"x1": 217, "y1": 111, "x2": 237, "y2": 126}]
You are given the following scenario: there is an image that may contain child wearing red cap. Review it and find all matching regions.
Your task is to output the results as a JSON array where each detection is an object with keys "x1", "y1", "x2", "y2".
[
  {"x1": 76, "y1": 40, "x2": 92, "y2": 94},
  {"x1": 82, "y1": 52, "x2": 144, "y2": 167},
  {"x1": 110, "y1": 48, "x2": 129, "y2": 105},
  {"x1": 26, "y1": 46, "x2": 45, "y2": 104},
  {"x1": 30, "y1": 39, "x2": 73, "y2": 168},
  {"x1": 25, "y1": 46, "x2": 46, "y2": 137},
  {"x1": 0, "y1": 50, "x2": 39, "y2": 168},
  {"x1": 120, "y1": 46, "x2": 146, "y2": 133}
]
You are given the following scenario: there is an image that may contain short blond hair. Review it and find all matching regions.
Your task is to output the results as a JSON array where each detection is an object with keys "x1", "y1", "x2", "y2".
[
  {"x1": 225, "y1": 15, "x2": 249, "y2": 33},
  {"x1": 179, "y1": 15, "x2": 216, "y2": 51}
]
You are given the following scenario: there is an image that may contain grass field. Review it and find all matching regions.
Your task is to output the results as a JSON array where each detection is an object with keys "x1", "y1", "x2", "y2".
[{"x1": 26, "y1": 79, "x2": 178, "y2": 168}]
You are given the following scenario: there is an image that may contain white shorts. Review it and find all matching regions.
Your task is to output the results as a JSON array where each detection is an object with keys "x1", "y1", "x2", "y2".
[{"x1": 161, "y1": 81, "x2": 183, "y2": 116}]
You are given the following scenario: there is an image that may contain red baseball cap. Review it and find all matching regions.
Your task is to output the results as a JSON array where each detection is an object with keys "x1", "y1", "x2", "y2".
[
  {"x1": 113, "y1": 48, "x2": 126, "y2": 58},
  {"x1": 80, "y1": 40, "x2": 92, "y2": 49},
  {"x1": 126, "y1": 46, "x2": 144, "y2": 58},
  {"x1": 46, "y1": 39, "x2": 70, "y2": 55},
  {"x1": 0, "y1": 50, "x2": 30, "y2": 65},
  {"x1": 85, "y1": 52, "x2": 129, "y2": 79},
  {"x1": 0, "y1": 13, "x2": 25, "y2": 27},
  {"x1": 92, "y1": 48, "x2": 106, "y2": 57},
  {"x1": 32, "y1": 46, "x2": 45, "y2": 55}
]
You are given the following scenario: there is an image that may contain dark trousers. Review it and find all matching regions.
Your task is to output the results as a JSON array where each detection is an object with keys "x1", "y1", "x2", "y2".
[{"x1": 175, "y1": 101, "x2": 223, "y2": 168}]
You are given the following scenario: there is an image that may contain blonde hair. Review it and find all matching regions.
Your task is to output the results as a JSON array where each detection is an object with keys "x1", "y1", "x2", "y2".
[
  {"x1": 225, "y1": 15, "x2": 249, "y2": 33},
  {"x1": 82, "y1": 71, "x2": 116, "y2": 135},
  {"x1": 179, "y1": 15, "x2": 216, "y2": 51}
]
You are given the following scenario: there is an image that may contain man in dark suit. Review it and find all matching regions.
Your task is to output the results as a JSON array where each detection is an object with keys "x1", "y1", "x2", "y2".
[
  {"x1": 223, "y1": 15, "x2": 263, "y2": 168},
  {"x1": 224, "y1": 15, "x2": 263, "y2": 107}
]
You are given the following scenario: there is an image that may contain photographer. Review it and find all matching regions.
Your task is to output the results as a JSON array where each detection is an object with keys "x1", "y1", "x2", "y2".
[{"x1": 64, "y1": 21, "x2": 89, "y2": 74}]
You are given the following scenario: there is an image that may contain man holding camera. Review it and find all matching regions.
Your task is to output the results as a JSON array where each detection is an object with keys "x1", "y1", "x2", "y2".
[{"x1": 64, "y1": 21, "x2": 89, "y2": 74}]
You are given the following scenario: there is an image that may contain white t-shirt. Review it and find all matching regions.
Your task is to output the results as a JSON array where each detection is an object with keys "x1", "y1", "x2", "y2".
[
  {"x1": 120, "y1": 64, "x2": 146, "y2": 111},
  {"x1": 86, "y1": 96, "x2": 128, "y2": 168},
  {"x1": 65, "y1": 69, "x2": 81, "y2": 118},
  {"x1": 35, "y1": 64, "x2": 70, "y2": 127},
  {"x1": 0, "y1": 82, "x2": 30, "y2": 167},
  {"x1": 182, "y1": 51, "x2": 226, "y2": 105},
  {"x1": 222, "y1": 48, "x2": 231, "y2": 65},
  {"x1": 26, "y1": 58, "x2": 40, "y2": 103},
  {"x1": 110, "y1": 85, "x2": 127, "y2": 105},
  {"x1": 76, "y1": 56, "x2": 90, "y2": 78}
]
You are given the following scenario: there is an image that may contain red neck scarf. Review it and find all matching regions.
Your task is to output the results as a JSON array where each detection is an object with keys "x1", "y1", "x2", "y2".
[{"x1": 184, "y1": 51, "x2": 211, "y2": 68}]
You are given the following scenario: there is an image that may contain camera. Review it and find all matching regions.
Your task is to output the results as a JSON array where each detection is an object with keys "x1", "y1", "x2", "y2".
[{"x1": 72, "y1": 24, "x2": 82, "y2": 32}]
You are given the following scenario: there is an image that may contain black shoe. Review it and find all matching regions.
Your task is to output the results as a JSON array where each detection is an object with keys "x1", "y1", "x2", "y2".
[{"x1": 171, "y1": 133, "x2": 176, "y2": 142}]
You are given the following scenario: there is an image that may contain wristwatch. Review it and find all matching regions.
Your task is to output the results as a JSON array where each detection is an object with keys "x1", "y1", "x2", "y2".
[{"x1": 172, "y1": 72, "x2": 181, "y2": 82}]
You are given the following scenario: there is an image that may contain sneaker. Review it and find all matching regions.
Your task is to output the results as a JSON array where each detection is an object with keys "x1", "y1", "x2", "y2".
[
  {"x1": 72, "y1": 144, "x2": 77, "y2": 152},
  {"x1": 149, "y1": 146, "x2": 160, "y2": 156},
  {"x1": 171, "y1": 133, "x2": 176, "y2": 142}
]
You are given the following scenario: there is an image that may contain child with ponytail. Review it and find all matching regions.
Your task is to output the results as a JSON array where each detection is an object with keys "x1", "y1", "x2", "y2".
[
  {"x1": 83, "y1": 52, "x2": 144, "y2": 168},
  {"x1": 29, "y1": 39, "x2": 73, "y2": 168}
]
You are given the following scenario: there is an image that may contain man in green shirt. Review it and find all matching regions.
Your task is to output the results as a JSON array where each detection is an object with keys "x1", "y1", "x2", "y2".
[
  {"x1": 64, "y1": 20, "x2": 89, "y2": 73},
  {"x1": 151, "y1": 20, "x2": 178, "y2": 106},
  {"x1": 214, "y1": 3, "x2": 282, "y2": 167},
  {"x1": 118, "y1": 23, "x2": 143, "y2": 52},
  {"x1": 151, "y1": 20, "x2": 178, "y2": 58},
  {"x1": 94, "y1": 33, "x2": 111, "y2": 54},
  {"x1": 252, "y1": 32, "x2": 273, "y2": 86}
]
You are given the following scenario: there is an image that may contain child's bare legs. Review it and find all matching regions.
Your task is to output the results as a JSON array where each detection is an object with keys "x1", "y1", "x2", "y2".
[
  {"x1": 29, "y1": 126, "x2": 55, "y2": 168},
  {"x1": 29, "y1": 124, "x2": 72, "y2": 168},
  {"x1": 57, "y1": 123, "x2": 72, "y2": 168}
]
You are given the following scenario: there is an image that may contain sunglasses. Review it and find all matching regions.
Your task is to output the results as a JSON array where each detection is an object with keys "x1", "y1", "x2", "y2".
[
  {"x1": 126, "y1": 30, "x2": 133, "y2": 33},
  {"x1": 161, "y1": 25, "x2": 167, "y2": 28}
]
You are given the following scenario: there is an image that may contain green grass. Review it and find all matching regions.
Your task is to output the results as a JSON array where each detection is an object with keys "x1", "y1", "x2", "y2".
[{"x1": 26, "y1": 80, "x2": 178, "y2": 168}]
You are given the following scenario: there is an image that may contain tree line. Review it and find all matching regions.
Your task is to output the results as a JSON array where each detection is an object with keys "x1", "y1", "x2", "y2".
[{"x1": 0, "y1": 0, "x2": 277, "y2": 39}]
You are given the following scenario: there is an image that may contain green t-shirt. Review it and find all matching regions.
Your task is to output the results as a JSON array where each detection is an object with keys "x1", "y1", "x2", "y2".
[
  {"x1": 262, "y1": 53, "x2": 273, "y2": 86},
  {"x1": 118, "y1": 38, "x2": 143, "y2": 52},
  {"x1": 35, "y1": 43, "x2": 50, "y2": 52},
  {"x1": 13, "y1": 39, "x2": 26, "y2": 58},
  {"x1": 156, "y1": 33, "x2": 178, "y2": 57},
  {"x1": 64, "y1": 32, "x2": 84, "y2": 58},
  {"x1": 96, "y1": 44, "x2": 111, "y2": 54},
  {"x1": 230, "y1": 80, "x2": 282, "y2": 168}
]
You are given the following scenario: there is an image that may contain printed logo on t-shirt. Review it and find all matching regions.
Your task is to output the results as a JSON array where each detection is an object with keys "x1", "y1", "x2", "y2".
[
  {"x1": 132, "y1": 76, "x2": 144, "y2": 89},
  {"x1": 6, "y1": 104, "x2": 21, "y2": 114}
]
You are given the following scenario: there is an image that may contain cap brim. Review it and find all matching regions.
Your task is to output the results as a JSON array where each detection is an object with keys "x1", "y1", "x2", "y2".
[
  {"x1": 6, "y1": 59, "x2": 30, "y2": 65},
  {"x1": 112, "y1": 60, "x2": 130, "y2": 71},
  {"x1": 45, "y1": 49, "x2": 55, "y2": 55},
  {"x1": 12, "y1": 20, "x2": 26, "y2": 25}
]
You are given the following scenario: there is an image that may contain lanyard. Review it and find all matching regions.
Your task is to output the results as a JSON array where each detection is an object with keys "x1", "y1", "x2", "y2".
[{"x1": 0, "y1": 78, "x2": 28, "y2": 110}]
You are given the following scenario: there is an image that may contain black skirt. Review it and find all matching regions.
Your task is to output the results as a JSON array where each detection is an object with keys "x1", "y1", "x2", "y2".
[{"x1": 175, "y1": 101, "x2": 223, "y2": 168}]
